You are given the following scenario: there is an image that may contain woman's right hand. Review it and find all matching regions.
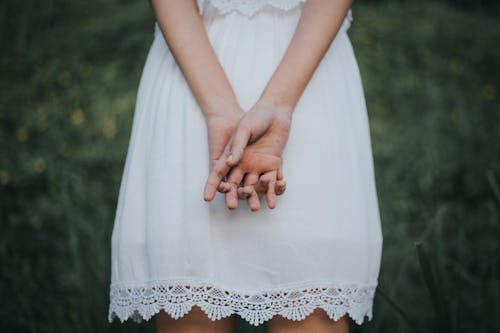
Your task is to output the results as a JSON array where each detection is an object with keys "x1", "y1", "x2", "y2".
[
  {"x1": 203, "y1": 99, "x2": 288, "y2": 208},
  {"x1": 215, "y1": 97, "x2": 294, "y2": 210}
]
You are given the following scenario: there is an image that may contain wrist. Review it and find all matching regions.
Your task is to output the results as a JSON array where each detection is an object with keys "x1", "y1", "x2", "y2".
[
  {"x1": 200, "y1": 95, "x2": 243, "y2": 119},
  {"x1": 252, "y1": 97, "x2": 293, "y2": 132},
  {"x1": 258, "y1": 89, "x2": 296, "y2": 117}
]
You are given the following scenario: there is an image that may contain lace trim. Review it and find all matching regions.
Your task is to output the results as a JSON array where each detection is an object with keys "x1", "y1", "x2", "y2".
[
  {"x1": 197, "y1": 0, "x2": 307, "y2": 17},
  {"x1": 108, "y1": 281, "x2": 376, "y2": 326},
  {"x1": 195, "y1": 0, "x2": 353, "y2": 31}
]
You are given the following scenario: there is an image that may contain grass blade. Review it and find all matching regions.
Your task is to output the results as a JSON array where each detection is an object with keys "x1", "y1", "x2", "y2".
[
  {"x1": 415, "y1": 241, "x2": 453, "y2": 333},
  {"x1": 376, "y1": 286, "x2": 420, "y2": 333}
]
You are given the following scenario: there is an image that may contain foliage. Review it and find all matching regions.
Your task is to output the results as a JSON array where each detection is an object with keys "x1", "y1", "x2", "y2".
[{"x1": 351, "y1": 1, "x2": 500, "y2": 331}]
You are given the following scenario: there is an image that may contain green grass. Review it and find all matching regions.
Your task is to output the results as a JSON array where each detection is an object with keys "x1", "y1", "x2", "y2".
[
  {"x1": 351, "y1": 1, "x2": 500, "y2": 332},
  {"x1": 1, "y1": 1, "x2": 499, "y2": 332}
]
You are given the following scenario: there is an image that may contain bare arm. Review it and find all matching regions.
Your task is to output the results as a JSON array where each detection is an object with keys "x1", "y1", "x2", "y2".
[
  {"x1": 149, "y1": 0, "x2": 239, "y2": 117},
  {"x1": 211, "y1": 0, "x2": 353, "y2": 208},
  {"x1": 151, "y1": 0, "x2": 253, "y2": 205},
  {"x1": 225, "y1": 0, "x2": 353, "y2": 164},
  {"x1": 259, "y1": 0, "x2": 353, "y2": 113}
]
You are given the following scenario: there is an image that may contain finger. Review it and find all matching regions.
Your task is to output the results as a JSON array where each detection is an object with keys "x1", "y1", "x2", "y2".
[
  {"x1": 255, "y1": 172, "x2": 272, "y2": 198},
  {"x1": 276, "y1": 180, "x2": 287, "y2": 195},
  {"x1": 218, "y1": 181, "x2": 232, "y2": 193},
  {"x1": 242, "y1": 172, "x2": 260, "y2": 210},
  {"x1": 239, "y1": 185, "x2": 254, "y2": 197},
  {"x1": 237, "y1": 187, "x2": 250, "y2": 200},
  {"x1": 226, "y1": 124, "x2": 251, "y2": 167},
  {"x1": 247, "y1": 187, "x2": 261, "y2": 211},
  {"x1": 237, "y1": 172, "x2": 258, "y2": 200},
  {"x1": 265, "y1": 170, "x2": 278, "y2": 209},
  {"x1": 227, "y1": 166, "x2": 245, "y2": 189},
  {"x1": 244, "y1": 172, "x2": 259, "y2": 187},
  {"x1": 204, "y1": 159, "x2": 230, "y2": 201},
  {"x1": 277, "y1": 165, "x2": 284, "y2": 180},
  {"x1": 276, "y1": 165, "x2": 286, "y2": 195},
  {"x1": 237, "y1": 185, "x2": 258, "y2": 200},
  {"x1": 225, "y1": 183, "x2": 239, "y2": 209},
  {"x1": 222, "y1": 139, "x2": 232, "y2": 158},
  {"x1": 225, "y1": 167, "x2": 244, "y2": 209}
]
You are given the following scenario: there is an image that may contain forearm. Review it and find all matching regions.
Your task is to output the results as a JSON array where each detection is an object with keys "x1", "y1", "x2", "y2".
[
  {"x1": 260, "y1": 0, "x2": 353, "y2": 113},
  {"x1": 150, "y1": 0, "x2": 239, "y2": 117}
]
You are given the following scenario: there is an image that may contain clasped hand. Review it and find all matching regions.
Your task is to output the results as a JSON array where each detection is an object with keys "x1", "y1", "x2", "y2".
[{"x1": 203, "y1": 98, "x2": 292, "y2": 211}]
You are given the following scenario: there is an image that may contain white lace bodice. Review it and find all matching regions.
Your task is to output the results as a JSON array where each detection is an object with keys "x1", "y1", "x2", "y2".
[
  {"x1": 196, "y1": 0, "x2": 352, "y2": 30},
  {"x1": 197, "y1": 0, "x2": 307, "y2": 17}
]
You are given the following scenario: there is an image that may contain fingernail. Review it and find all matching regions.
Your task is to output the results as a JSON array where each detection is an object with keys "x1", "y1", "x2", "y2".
[{"x1": 226, "y1": 154, "x2": 233, "y2": 163}]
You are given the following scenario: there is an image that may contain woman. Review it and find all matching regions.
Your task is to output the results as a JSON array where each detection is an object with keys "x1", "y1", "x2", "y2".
[{"x1": 108, "y1": 0, "x2": 383, "y2": 332}]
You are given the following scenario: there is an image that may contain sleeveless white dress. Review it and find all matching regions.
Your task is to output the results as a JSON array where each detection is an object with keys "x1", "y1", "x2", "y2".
[{"x1": 108, "y1": 0, "x2": 383, "y2": 326}]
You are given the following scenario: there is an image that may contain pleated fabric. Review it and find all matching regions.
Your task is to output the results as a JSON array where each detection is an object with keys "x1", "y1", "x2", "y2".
[{"x1": 108, "y1": 2, "x2": 383, "y2": 326}]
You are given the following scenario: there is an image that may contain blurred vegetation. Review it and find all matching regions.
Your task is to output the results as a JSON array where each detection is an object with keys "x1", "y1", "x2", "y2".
[{"x1": 0, "y1": 0, "x2": 499, "y2": 332}]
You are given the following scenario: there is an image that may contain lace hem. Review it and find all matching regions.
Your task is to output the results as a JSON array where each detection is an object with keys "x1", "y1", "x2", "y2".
[
  {"x1": 108, "y1": 280, "x2": 377, "y2": 326},
  {"x1": 197, "y1": 0, "x2": 307, "y2": 17}
]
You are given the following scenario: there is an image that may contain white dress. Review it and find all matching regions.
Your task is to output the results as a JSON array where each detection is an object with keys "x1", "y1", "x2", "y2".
[{"x1": 108, "y1": 0, "x2": 383, "y2": 326}]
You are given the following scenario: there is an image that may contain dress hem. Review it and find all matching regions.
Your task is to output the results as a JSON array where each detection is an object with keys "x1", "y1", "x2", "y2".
[{"x1": 108, "y1": 280, "x2": 377, "y2": 326}]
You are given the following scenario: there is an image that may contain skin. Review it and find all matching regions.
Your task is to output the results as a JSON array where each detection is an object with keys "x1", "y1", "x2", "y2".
[
  {"x1": 149, "y1": 0, "x2": 285, "y2": 211},
  {"x1": 155, "y1": 307, "x2": 349, "y2": 333},
  {"x1": 151, "y1": 0, "x2": 353, "y2": 332},
  {"x1": 210, "y1": 98, "x2": 292, "y2": 210},
  {"x1": 204, "y1": 0, "x2": 353, "y2": 211},
  {"x1": 156, "y1": 307, "x2": 234, "y2": 333}
]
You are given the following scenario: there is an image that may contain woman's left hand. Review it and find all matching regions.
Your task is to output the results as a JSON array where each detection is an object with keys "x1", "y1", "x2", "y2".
[
  {"x1": 204, "y1": 97, "x2": 293, "y2": 209},
  {"x1": 203, "y1": 106, "x2": 245, "y2": 201}
]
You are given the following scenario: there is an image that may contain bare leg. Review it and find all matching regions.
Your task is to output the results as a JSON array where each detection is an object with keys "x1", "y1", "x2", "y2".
[
  {"x1": 156, "y1": 305, "x2": 235, "y2": 333},
  {"x1": 266, "y1": 309, "x2": 349, "y2": 333}
]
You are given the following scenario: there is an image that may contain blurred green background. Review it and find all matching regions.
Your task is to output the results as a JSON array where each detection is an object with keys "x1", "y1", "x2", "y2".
[{"x1": 1, "y1": 0, "x2": 499, "y2": 332}]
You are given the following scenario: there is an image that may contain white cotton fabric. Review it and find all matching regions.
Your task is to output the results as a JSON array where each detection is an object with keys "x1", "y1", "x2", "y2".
[
  {"x1": 108, "y1": 0, "x2": 383, "y2": 326},
  {"x1": 196, "y1": 0, "x2": 307, "y2": 17}
]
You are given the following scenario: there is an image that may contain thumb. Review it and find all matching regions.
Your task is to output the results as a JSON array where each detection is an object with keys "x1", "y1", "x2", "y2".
[
  {"x1": 277, "y1": 164, "x2": 284, "y2": 180},
  {"x1": 226, "y1": 124, "x2": 251, "y2": 167}
]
